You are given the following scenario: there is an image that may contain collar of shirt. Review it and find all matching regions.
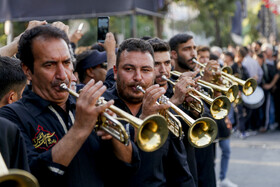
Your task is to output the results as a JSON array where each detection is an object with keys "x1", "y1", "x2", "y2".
[{"x1": 22, "y1": 85, "x2": 76, "y2": 117}]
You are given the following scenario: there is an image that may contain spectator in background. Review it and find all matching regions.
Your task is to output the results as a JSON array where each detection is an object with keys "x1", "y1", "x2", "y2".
[
  {"x1": 223, "y1": 51, "x2": 235, "y2": 67},
  {"x1": 252, "y1": 41, "x2": 262, "y2": 56},
  {"x1": 0, "y1": 56, "x2": 27, "y2": 108},
  {"x1": 261, "y1": 43, "x2": 274, "y2": 66},
  {"x1": 242, "y1": 46, "x2": 263, "y2": 85},
  {"x1": 257, "y1": 53, "x2": 279, "y2": 132},
  {"x1": 233, "y1": 47, "x2": 251, "y2": 138},
  {"x1": 211, "y1": 46, "x2": 224, "y2": 66},
  {"x1": 75, "y1": 50, "x2": 107, "y2": 86}
]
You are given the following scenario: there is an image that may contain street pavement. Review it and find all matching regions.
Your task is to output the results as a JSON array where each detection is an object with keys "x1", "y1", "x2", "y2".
[{"x1": 215, "y1": 130, "x2": 280, "y2": 187}]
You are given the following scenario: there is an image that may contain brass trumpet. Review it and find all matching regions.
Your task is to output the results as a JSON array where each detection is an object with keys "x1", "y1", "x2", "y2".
[
  {"x1": 171, "y1": 71, "x2": 238, "y2": 103},
  {"x1": 136, "y1": 85, "x2": 217, "y2": 148},
  {"x1": 60, "y1": 83, "x2": 169, "y2": 152},
  {"x1": 0, "y1": 152, "x2": 39, "y2": 187},
  {"x1": 192, "y1": 59, "x2": 257, "y2": 96},
  {"x1": 162, "y1": 76, "x2": 231, "y2": 120}
]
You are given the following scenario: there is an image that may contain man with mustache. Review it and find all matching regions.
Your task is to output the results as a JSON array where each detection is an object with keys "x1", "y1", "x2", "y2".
[
  {"x1": 0, "y1": 25, "x2": 139, "y2": 187},
  {"x1": 148, "y1": 37, "x2": 199, "y2": 186},
  {"x1": 169, "y1": 34, "x2": 219, "y2": 187},
  {"x1": 102, "y1": 38, "x2": 195, "y2": 186}
]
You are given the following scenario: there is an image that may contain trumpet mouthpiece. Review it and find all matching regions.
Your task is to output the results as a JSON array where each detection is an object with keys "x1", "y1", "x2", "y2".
[{"x1": 60, "y1": 83, "x2": 68, "y2": 91}]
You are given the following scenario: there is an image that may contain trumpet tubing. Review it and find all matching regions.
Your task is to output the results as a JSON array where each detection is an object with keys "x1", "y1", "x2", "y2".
[
  {"x1": 192, "y1": 58, "x2": 257, "y2": 96},
  {"x1": 60, "y1": 83, "x2": 169, "y2": 152},
  {"x1": 197, "y1": 79, "x2": 238, "y2": 103},
  {"x1": 163, "y1": 75, "x2": 230, "y2": 120},
  {"x1": 136, "y1": 85, "x2": 217, "y2": 148}
]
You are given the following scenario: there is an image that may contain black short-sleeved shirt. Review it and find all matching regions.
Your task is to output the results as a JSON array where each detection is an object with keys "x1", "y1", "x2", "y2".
[
  {"x1": 0, "y1": 86, "x2": 140, "y2": 187},
  {"x1": 0, "y1": 117, "x2": 29, "y2": 171},
  {"x1": 103, "y1": 84, "x2": 195, "y2": 187}
]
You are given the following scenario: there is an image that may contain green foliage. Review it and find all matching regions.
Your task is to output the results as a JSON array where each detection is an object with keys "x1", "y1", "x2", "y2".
[
  {"x1": 242, "y1": 8, "x2": 260, "y2": 45},
  {"x1": 174, "y1": 0, "x2": 237, "y2": 47}
]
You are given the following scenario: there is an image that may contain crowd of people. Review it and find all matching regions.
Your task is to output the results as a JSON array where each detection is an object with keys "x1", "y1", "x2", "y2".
[{"x1": 0, "y1": 20, "x2": 279, "y2": 187}]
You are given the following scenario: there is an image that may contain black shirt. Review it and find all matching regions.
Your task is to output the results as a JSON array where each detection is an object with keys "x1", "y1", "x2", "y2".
[
  {"x1": 0, "y1": 117, "x2": 29, "y2": 171},
  {"x1": 0, "y1": 86, "x2": 140, "y2": 187},
  {"x1": 103, "y1": 84, "x2": 195, "y2": 187}
]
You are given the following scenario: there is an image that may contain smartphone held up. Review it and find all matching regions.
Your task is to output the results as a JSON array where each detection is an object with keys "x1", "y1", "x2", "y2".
[{"x1": 97, "y1": 16, "x2": 109, "y2": 43}]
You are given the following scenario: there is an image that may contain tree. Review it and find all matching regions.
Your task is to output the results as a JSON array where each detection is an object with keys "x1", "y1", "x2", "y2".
[{"x1": 175, "y1": 0, "x2": 237, "y2": 47}]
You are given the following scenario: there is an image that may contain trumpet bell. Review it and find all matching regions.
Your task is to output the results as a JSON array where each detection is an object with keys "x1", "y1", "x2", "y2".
[
  {"x1": 226, "y1": 84, "x2": 239, "y2": 102},
  {"x1": 137, "y1": 115, "x2": 169, "y2": 152},
  {"x1": 210, "y1": 96, "x2": 231, "y2": 120},
  {"x1": 243, "y1": 78, "x2": 257, "y2": 96},
  {"x1": 188, "y1": 117, "x2": 217, "y2": 148},
  {"x1": 221, "y1": 66, "x2": 233, "y2": 74},
  {"x1": 0, "y1": 169, "x2": 39, "y2": 187}
]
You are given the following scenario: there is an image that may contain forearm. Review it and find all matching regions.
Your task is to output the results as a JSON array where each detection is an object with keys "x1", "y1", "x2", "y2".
[
  {"x1": 111, "y1": 139, "x2": 132, "y2": 163},
  {"x1": 106, "y1": 50, "x2": 116, "y2": 70},
  {"x1": 51, "y1": 125, "x2": 90, "y2": 166},
  {"x1": 270, "y1": 74, "x2": 279, "y2": 87},
  {"x1": 0, "y1": 37, "x2": 19, "y2": 57}
]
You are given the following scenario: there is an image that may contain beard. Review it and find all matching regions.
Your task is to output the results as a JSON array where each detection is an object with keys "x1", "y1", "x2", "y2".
[
  {"x1": 116, "y1": 75, "x2": 153, "y2": 104},
  {"x1": 177, "y1": 54, "x2": 195, "y2": 71}
]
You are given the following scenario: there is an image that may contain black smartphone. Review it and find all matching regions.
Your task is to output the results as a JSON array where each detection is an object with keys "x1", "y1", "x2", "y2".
[{"x1": 97, "y1": 16, "x2": 110, "y2": 43}]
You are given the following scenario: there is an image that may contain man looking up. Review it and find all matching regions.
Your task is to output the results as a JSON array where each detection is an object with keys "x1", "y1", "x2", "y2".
[{"x1": 0, "y1": 25, "x2": 139, "y2": 187}]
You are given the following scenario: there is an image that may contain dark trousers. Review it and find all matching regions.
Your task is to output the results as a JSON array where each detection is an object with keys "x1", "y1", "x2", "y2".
[{"x1": 195, "y1": 144, "x2": 216, "y2": 187}]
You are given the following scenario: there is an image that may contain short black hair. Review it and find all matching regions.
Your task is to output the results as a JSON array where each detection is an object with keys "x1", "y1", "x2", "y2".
[
  {"x1": 224, "y1": 51, "x2": 235, "y2": 61},
  {"x1": 210, "y1": 53, "x2": 219, "y2": 61},
  {"x1": 141, "y1": 36, "x2": 152, "y2": 41},
  {"x1": 257, "y1": 52, "x2": 264, "y2": 59},
  {"x1": 237, "y1": 47, "x2": 247, "y2": 58},
  {"x1": 116, "y1": 38, "x2": 154, "y2": 68},
  {"x1": 197, "y1": 46, "x2": 210, "y2": 54},
  {"x1": 169, "y1": 33, "x2": 193, "y2": 51},
  {"x1": 0, "y1": 56, "x2": 27, "y2": 100},
  {"x1": 18, "y1": 25, "x2": 70, "y2": 73},
  {"x1": 147, "y1": 37, "x2": 170, "y2": 52}
]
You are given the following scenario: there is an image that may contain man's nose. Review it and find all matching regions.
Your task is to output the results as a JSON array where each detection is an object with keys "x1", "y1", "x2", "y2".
[
  {"x1": 159, "y1": 64, "x2": 167, "y2": 74},
  {"x1": 56, "y1": 63, "x2": 67, "y2": 80},
  {"x1": 133, "y1": 69, "x2": 142, "y2": 82}
]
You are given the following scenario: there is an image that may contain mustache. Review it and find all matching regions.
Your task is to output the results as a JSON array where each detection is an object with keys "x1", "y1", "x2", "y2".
[
  {"x1": 52, "y1": 79, "x2": 70, "y2": 88},
  {"x1": 188, "y1": 57, "x2": 196, "y2": 63},
  {"x1": 156, "y1": 73, "x2": 169, "y2": 79}
]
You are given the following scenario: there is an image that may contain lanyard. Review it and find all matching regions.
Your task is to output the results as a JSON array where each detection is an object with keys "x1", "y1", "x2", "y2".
[{"x1": 48, "y1": 105, "x2": 75, "y2": 134}]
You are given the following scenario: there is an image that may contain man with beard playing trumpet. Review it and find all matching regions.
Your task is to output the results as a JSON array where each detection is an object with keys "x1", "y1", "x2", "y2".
[
  {"x1": 169, "y1": 34, "x2": 221, "y2": 187},
  {"x1": 102, "y1": 38, "x2": 196, "y2": 187}
]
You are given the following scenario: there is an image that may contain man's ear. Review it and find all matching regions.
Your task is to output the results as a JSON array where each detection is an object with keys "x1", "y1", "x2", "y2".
[
  {"x1": 22, "y1": 63, "x2": 32, "y2": 81},
  {"x1": 170, "y1": 50, "x2": 178, "y2": 60},
  {"x1": 113, "y1": 65, "x2": 117, "y2": 81},
  {"x1": 4, "y1": 91, "x2": 18, "y2": 105},
  {"x1": 86, "y1": 68, "x2": 95, "y2": 79}
]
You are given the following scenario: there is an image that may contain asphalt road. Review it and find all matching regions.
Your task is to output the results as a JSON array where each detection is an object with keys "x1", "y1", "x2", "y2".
[{"x1": 215, "y1": 130, "x2": 280, "y2": 187}]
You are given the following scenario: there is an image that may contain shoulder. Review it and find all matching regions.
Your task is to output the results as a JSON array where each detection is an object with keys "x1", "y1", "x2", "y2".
[{"x1": 0, "y1": 117, "x2": 21, "y2": 140}]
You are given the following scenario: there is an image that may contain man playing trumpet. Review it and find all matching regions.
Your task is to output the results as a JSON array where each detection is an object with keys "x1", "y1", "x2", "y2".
[
  {"x1": 0, "y1": 24, "x2": 139, "y2": 187},
  {"x1": 102, "y1": 38, "x2": 196, "y2": 186},
  {"x1": 169, "y1": 34, "x2": 219, "y2": 187}
]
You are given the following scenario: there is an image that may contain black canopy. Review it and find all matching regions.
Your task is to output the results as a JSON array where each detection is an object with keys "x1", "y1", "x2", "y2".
[{"x1": 0, "y1": 0, "x2": 165, "y2": 22}]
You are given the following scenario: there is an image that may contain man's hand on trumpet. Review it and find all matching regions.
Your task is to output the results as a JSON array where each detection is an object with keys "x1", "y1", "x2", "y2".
[
  {"x1": 201, "y1": 60, "x2": 222, "y2": 83},
  {"x1": 170, "y1": 76, "x2": 195, "y2": 106},
  {"x1": 74, "y1": 79, "x2": 114, "y2": 138},
  {"x1": 139, "y1": 84, "x2": 170, "y2": 120}
]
